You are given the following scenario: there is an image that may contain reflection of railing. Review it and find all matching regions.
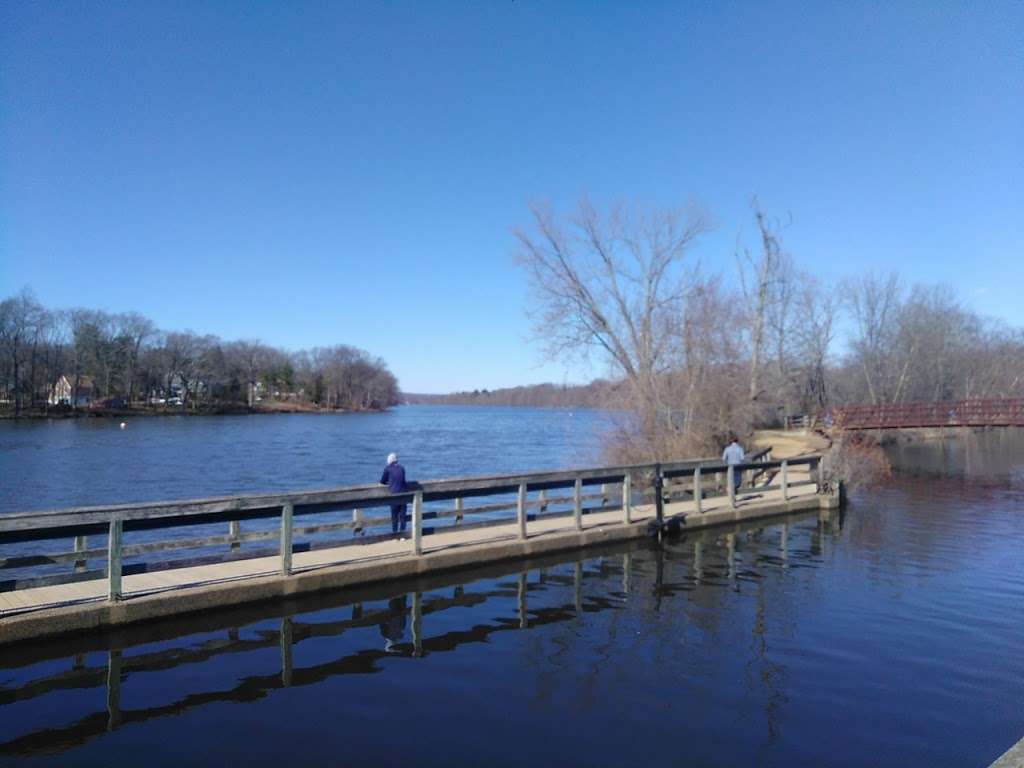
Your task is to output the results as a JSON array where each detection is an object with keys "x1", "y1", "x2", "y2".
[
  {"x1": 0, "y1": 508, "x2": 836, "y2": 757},
  {"x1": 0, "y1": 448, "x2": 822, "y2": 601},
  {"x1": 832, "y1": 398, "x2": 1024, "y2": 430}
]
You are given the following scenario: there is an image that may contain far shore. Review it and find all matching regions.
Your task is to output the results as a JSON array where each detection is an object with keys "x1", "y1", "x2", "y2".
[{"x1": 0, "y1": 401, "x2": 392, "y2": 420}]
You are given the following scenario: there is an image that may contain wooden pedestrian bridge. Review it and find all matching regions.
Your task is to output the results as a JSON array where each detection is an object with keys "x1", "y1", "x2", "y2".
[
  {"x1": 829, "y1": 397, "x2": 1024, "y2": 431},
  {"x1": 0, "y1": 449, "x2": 835, "y2": 646}
]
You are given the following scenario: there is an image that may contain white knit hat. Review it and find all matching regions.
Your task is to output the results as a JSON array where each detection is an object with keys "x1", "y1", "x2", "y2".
[{"x1": 387, "y1": 452, "x2": 398, "y2": 464}]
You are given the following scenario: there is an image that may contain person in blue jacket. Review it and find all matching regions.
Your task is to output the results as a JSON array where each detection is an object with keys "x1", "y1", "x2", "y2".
[{"x1": 380, "y1": 452, "x2": 408, "y2": 533}]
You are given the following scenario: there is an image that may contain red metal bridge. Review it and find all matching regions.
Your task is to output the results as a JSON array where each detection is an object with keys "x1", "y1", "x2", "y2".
[{"x1": 830, "y1": 398, "x2": 1024, "y2": 430}]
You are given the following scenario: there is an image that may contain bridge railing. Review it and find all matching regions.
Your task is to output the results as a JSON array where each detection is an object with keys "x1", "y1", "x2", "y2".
[
  {"x1": 832, "y1": 398, "x2": 1024, "y2": 430},
  {"x1": 0, "y1": 449, "x2": 822, "y2": 604}
]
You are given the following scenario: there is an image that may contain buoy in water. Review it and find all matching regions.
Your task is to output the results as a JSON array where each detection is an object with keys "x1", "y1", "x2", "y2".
[{"x1": 119, "y1": 422, "x2": 127, "y2": 430}]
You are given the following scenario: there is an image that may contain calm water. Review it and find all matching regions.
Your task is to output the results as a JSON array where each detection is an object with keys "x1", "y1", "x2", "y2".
[
  {"x1": 1, "y1": 417, "x2": 1023, "y2": 767},
  {"x1": 0, "y1": 406, "x2": 610, "y2": 514}
]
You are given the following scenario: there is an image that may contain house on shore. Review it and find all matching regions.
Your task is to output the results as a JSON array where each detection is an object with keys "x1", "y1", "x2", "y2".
[{"x1": 48, "y1": 375, "x2": 96, "y2": 407}]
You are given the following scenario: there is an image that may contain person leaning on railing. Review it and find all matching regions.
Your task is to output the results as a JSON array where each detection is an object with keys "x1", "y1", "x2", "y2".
[{"x1": 380, "y1": 453, "x2": 409, "y2": 534}]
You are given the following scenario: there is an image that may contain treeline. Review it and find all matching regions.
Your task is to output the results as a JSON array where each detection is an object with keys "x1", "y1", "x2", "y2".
[
  {"x1": 0, "y1": 290, "x2": 400, "y2": 416},
  {"x1": 515, "y1": 198, "x2": 1024, "y2": 462},
  {"x1": 405, "y1": 380, "x2": 623, "y2": 408}
]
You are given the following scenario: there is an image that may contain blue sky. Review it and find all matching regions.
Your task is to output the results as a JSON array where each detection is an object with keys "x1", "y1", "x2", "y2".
[{"x1": 1, "y1": 1, "x2": 1021, "y2": 393}]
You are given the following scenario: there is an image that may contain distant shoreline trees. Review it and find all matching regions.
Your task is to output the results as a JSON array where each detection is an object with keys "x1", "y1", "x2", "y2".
[
  {"x1": 0, "y1": 289, "x2": 400, "y2": 417},
  {"x1": 405, "y1": 380, "x2": 623, "y2": 408}
]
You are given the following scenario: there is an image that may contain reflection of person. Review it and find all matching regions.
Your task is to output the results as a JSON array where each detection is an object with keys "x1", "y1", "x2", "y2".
[
  {"x1": 380, "y1": 595, "x2": 408, "y2": 652},
  {"x1": 722, "y1": 436, "x2": 745, "y2": 493},
  {"x1": 380, "y1": 453, "x2": 408, "y2": 534}
]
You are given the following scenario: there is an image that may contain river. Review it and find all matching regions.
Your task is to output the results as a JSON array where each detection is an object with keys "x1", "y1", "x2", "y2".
[
  {"x1": 1, "y1": 411, "x2": 1023, "y2": 767},
  {"x1": 0, "y1": 406, "x2": 611, "y2": 514}
]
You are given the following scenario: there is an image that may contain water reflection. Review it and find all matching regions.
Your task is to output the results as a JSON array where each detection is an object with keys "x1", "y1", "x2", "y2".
[{"x1": 0, "y1": 509, "x2": 839, "y2": 758}]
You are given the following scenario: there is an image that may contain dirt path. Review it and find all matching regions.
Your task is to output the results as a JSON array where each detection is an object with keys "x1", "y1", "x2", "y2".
[{"x1": 751, "y1": 428, "x2": 830, "y2": 458}]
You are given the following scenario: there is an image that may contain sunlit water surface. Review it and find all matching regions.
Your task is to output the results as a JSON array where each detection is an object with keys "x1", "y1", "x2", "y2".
[{"x1": 1, "y1": 416, "x2": 1022, "y2": 767}]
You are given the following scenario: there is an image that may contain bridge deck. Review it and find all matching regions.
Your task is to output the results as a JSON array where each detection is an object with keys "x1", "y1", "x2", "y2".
[{"x1": 0, "y1": 478, "x2": 817, "y2": 618}]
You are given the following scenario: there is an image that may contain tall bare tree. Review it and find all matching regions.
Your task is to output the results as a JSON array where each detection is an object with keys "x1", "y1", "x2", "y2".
[
  {"x1": 516, "y1": 197, "x2": 711, "y2": 446},
  {"x1": 737, "y1": 202, "x2": 791, "y2": 405}
]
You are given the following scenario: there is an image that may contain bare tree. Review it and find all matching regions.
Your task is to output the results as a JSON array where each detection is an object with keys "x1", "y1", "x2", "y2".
[
  {"x1": 792, "y1": 275, "x2": 838, "y2": 410},
  {"x1": 844, "y1": 272, "x2": 902, "y2": 404},
  {"x1": 0, "y1": 289, "x2": 45, "y2": 416},
  {"x1": 737, "y1": 202, "x2": 791, "y2": 405},
  {"x1": 516, "y1": 197, "x2": 711, "y2": 446},
  {"x1": 115, "y1": 312, "x2": 156, "y2": 405}
]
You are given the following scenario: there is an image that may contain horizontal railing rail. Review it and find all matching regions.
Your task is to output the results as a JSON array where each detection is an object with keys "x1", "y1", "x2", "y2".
[{"x1": 0, "y1": 448, "x2": 823, "y2": 602}]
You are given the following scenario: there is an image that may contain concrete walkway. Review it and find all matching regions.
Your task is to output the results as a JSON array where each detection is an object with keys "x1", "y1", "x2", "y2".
[{"x1": 991, "y1": 736, "x2": 1024, "y2": 768}]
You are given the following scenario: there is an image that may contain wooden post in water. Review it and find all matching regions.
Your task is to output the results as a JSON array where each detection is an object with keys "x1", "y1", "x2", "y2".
[
  {"x1": 454, "y1": 496, "x2": 463, "y2": 525},
  {"x1": 573, "y1": 477, "x2": 583, "y2": 531},
  {"x1": 517, "y1": 482, "x2": 528, "y2": 540},
  {"x1": 781, "y1": 460, "x2": 789, "y2": 501},
  {"x1": 412, "y1": 491, "x2": 424, "y2": 555},
  {"x1": 693, "y1": 540, "x2": 703, "y2": 583},
  {"x1": 74, "y1": 534, "x2": 87, "y2": 573},
  {"x1": 280, "y1": 503, "x2": 293, "y2": 575},
  {"x1": 622, "y1": 474, "x2": 632, "y2": 523},
  {"x1": 622, "y1": 552, "x2": 631, "y2": 594},
  {"x1": 726, "y1": 532, "x2": 736, "y2": 581},
  {"x1": 693, "y1": 467, "x2": 703, "y2": 514},
  {"x1": 107, "y1": 519, "x2": 123, "y2": 601},
  {"x1": 727, "y1": 465, "x2": 737, "y2": 509}
]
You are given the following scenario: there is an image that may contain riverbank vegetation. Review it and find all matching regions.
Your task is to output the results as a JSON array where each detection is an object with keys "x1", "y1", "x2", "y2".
[
  {"x1": 514, "y1": 198, "x2": 1024, "y2": 462},
  {"x1": 0, "y1": 290, "x2": 400, "y2": 417}
]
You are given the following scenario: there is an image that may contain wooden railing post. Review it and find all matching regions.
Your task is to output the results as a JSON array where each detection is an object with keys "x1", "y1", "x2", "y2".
[
  {"x1": 693, "y1": 466, "x2": 702, "y2": 514},
  {"x1": 621, "y1": 474, "x2": 632, "y2": 523},
  {"x1": 412, "y1": 491, "x2": 423, "y2": 555},
  {"x1": 352, "y1": 508, "x2": 363, "y2": 536},
  {"x1": 538, "y1": 489, "x2": 548, "y2": 514},
  {"x1": 600, "y1": 483, "x2": 608, "y2": 508},
  {"x1": 74, "y1": 534, "x2": 87, "y2": 573},
  {"x1": 654, "y1": 464, "x2": 664, "y2": 527},
  {"x1": 280, "y1": 502, "x2": 293, "y2": 575},
  {"x1": 727, "y1": 465, "x2": 737, "y2": 509},
  {"x1": 573, "y1": 477, "x2": 583, "y2": 531},
  {"x1": 517, "y1": 482, "x2": 528, "y2": 540},
  {"x1": 107, "y1": 518, "x2": 123, "y2": 601},
  {"x1": 454, "y1": 496, "x2": 463, "y2": 525},
  {"x1": 229, "y1": 520, "x2": 241, "y2": 551},
  {"x1": 781, "y1": 460, "x2": 789, "y2": 501}
]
